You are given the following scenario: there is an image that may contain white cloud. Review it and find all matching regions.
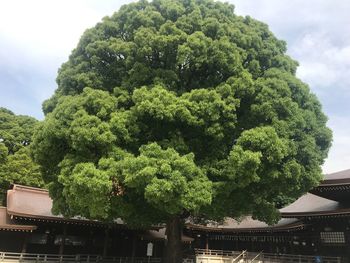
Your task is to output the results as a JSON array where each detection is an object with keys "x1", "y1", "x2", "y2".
[{"x1": 293, "y1": 32, "x2": 350, "y2": 96}]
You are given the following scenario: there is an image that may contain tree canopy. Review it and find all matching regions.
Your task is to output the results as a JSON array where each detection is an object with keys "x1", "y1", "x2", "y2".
[
  {"x1": 0, "y1": 107, "x2": 38, "y2": 154},
  {"x1": 32, "y1": 0, "x2": 331, "y2": 261},
  {"x1": 0, "y1": 108, "x2": 44, "y2": 204}
]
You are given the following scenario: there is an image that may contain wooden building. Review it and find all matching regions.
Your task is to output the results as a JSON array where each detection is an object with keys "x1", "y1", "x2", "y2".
[
  {"x1": 1, "y1": 169, "x2": 350, "y2": 261},
  {"x1": 0, "y1": 184, "x2": 192, "y2": 258},
  {"x1": 185, "y1": 169, "x2": 350, "y2": 261}
]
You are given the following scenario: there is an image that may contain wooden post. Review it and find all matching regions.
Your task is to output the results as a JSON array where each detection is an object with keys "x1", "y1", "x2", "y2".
[
  {"x1": 205, "y1": 235, "x2": 209, "y2": 252},
  {"x1": 103, "y1": 228, "x2": 109, "y2": 257},
  {"x1": 21, "y1": 232, "x2": 29, "y2": 253},
  {"x1": 131, "y1": 234, "x2": 137, "y2": 263},
  {"x1": 59, "y1": 225, "x2": 67, "y2": 255}
]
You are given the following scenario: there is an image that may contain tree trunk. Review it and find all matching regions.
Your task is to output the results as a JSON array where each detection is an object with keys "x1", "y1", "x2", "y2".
[{"x1": 165, "y1": 216, "x2": 182, "y2": 263}]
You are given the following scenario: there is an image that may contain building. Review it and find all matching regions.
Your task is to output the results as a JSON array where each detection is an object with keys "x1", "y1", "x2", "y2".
[
  {"x1": 1, "y1": 169, "x2": 350, "y2": 261},
  {"x1": 0, "y1": 184, "x2": 192, "y2": 259},
  {"x1": 186, "y1": 169, "x2": 350, "y2": 261}
]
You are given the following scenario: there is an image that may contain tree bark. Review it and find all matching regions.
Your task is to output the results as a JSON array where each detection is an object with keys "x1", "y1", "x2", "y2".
[{"x1": 165, "y1": 216, "x2": 183, "y2": 263}]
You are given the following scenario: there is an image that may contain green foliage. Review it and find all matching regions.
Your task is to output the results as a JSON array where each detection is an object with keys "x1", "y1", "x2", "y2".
[
  {"x1": 0, "y1": 147, "x2": 44, "y2": 189},
  {"x1": 0, "y1": 143, "x2": 7, "y2": 164},
  {"x1": 0, "y1": 107, "x2": 38, "y2": 154},
  {"x1": 33, "y1": 0, "x2": 332, "y2": 226},
  {"x1": 0, "y1": 108, "x2": 44, "y2": 204}
]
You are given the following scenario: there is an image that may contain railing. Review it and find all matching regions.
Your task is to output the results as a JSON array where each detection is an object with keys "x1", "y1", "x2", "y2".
[
  {"x1": 232, "y1": 250, "x2": 247, "y2": 263},
  {"x1": 0, "y1": 252, "x2": 161, "y2": 263},
  {"x1": 249, "y1": 252, "x2": 263, "y2": 263},
  {"x1": 0, "y1": 250, "x2": 342, "y2": 263},
  {"x1": 195, "y1": 249, "x2": 341, "y2": 263},
  {"x1": 195, "y1": 249, "x2": 242, "y2": 257},
  {"x1": 261, "y1": 253, "x2": 341, "y2": 263}
]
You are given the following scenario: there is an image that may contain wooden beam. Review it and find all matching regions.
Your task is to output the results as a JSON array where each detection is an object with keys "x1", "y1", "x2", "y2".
[
  {"x1": 59, "y1": 225, "x2": 67, "y2": 255},
  {"x1": 103, "y1": 228, "x2": 109, "y2": 257},
  {"x1": 21, "y1": 232, "x2": 29, "y2": 253},
  {"x1": 131, "y1": 234, "x2": 137, "y2": 263}
]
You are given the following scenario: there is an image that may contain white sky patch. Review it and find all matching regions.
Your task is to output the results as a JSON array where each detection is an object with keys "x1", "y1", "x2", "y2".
[
  {"x1": 323, "y1": 116, "x2": 350, "y2": 174},
  {"x1": 0, "y1": 1, "x2": 92, "y2": 57},
  {"x1": 0, "y1": 1, "x2": 131, "y2": 58}
]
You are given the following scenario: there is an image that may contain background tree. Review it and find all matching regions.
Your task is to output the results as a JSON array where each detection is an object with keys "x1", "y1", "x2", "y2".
[
  {"x1": 0, "y1": 107, "x2": 38, "y2": 153},
  {"x1": 0, "y1": 108, "x2": 44, "y2": 204},
  {"x1": 32, "y1": 0, "x2": 332, "y2": 262},
  {"x1": 0, "y1": 143, "x2": 7, "y2": 164}
]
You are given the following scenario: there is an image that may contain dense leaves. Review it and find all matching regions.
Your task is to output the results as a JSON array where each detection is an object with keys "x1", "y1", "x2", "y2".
[
  {"x1": 0, "y1": 147, "x2": 44, "y2": 189},
  {"x1": 0, "y1": 108, "x2": 44, "y2": 204},
  {"x1": 33, "y1": 0, "x2": 331, "y2": 230},
  {"x1": 0, "y1": 143, "x2": 7, "y2": 164},
  {"x1": 0, "y1": 107, "x2": 38, "y2": 154}
]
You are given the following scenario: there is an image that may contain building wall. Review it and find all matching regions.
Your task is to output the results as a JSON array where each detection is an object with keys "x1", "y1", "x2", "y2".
[{"x1": 0, "y1": 220, "x2": 165, "y2": 259}]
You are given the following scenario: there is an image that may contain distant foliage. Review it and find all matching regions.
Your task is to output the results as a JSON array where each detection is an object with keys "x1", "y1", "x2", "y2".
[
  {"x1": 0, "y1": 108, "x2": 44, "y2": 204},
  {"x1": 33, "y1": 0, "x2": 331, "y2": 227},
  {"x1": 0, "y1": 107, "x2": 38, "y2": 153}
]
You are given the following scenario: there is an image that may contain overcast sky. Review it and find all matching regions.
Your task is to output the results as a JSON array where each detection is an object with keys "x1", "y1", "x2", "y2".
[{"x1": 0, "y1": 0, "x2": 349, "y2": 174}]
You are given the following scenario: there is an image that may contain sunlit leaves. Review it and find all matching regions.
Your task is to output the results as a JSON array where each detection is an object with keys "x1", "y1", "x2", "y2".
[
  {"x1": 59, "y1": 162, "x2": 112, "y2": 219},
  {"x1": 0, "y1": 143, "x2": 7, "y2": 164},
  {"x1": 0, "y1": 147, "x2": 44, "y2": 204},
  {"x1": 116, "y1": 143, "x2": 212, "y2": 214},
  {"x1": 0, "y1": 108, "x2": 38, "y2": 154}
]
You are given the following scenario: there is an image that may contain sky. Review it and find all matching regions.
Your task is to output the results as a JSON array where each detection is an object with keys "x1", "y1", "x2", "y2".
[{"x1": 0, "y1": 0, "x2": 349, "y2": 174}]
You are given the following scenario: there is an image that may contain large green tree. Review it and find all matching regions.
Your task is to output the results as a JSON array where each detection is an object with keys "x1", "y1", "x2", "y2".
[
  {"x1": 32, "y1": 0, "x2": 332, "y2": 262},
  {"x1": 0, "y1": 108, "x2": 44, "y2": 204}
]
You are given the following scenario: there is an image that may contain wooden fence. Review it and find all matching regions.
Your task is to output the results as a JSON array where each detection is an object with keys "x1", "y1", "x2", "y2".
[
  {"x1": 195, "y1": 249, "x2": 341, "y2": 263},
  {"x1": 0, "y1": 252, "x2": 161, "y2": 263},
  {"x1": 0, "y1": 250, "x2": 342, "y2": 263}
]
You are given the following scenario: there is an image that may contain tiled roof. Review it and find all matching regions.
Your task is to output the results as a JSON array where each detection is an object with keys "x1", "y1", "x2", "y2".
[
  {"x1": 186, "y1": 217, "x2": 304, "y2": 233},
  {"x1": 0, "y1": 206, "x2": 36, "y2": 232}
]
